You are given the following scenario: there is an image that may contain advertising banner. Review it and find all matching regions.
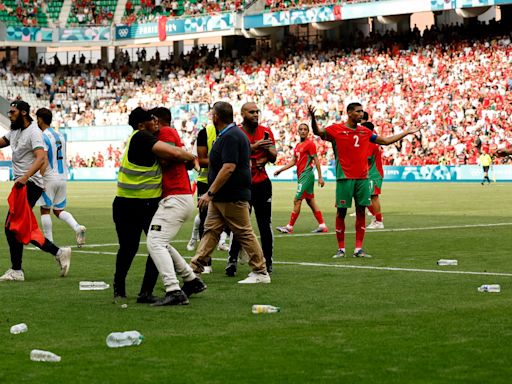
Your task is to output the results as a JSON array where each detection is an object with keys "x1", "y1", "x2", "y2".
[
  {"x1": 116, "y1": 13, "x2": 234, "y2": 40},
  {"x1": 270, "y1": 165, "x2": 512, "y2": 182},
  {"x1": 6, "y1": 26, "x2": 53, "y2": 42},
  {"x1": 59, "y1": 27, "x2": 111, "y2": 41}
]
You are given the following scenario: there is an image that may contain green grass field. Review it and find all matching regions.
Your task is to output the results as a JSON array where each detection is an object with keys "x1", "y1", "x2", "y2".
[{"x1": 1, "y1": 181, "x2": 512, "y2": 383}]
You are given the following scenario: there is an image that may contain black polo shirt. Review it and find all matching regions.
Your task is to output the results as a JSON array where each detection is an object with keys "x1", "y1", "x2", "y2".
[{"x1": 208, "y1": 123, "x2": 251, "y2": 202}]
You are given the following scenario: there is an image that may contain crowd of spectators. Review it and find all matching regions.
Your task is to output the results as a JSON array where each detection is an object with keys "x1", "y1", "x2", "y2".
[
  {"x1": 264, "y1": 0, "x2": 383, "y2": 13},
  {"x1": 67, "y1": 0, "x2": 114, "y2": 26},
  {"x1": 122, "y1": 0, "x2": 245, "y2": 25},
  {"x1": 1, "y1": 20, "x2": 511, "y2": 167},
  {"x1": 0, "y1": 0, "x2": 49, "y2": 26}
]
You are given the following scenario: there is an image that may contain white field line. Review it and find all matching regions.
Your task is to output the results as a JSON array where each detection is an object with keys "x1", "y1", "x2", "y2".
[
  {"x1": 24, "y1": 222, "x2": 512, "y2": 278},
  {"x1": 38, "y1": 221, "x2": 512, "y2": 249},
  {"x1": 32, "y1": 249, "x2": 512, "y2": 278}
]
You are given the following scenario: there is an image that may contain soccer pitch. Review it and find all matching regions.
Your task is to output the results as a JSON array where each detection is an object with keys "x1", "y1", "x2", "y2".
[{"x1": 1, "y1": 181, "x2": 512, "y2": 383}]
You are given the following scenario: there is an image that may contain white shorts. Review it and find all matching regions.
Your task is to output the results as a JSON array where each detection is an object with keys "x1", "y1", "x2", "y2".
[{"x1": 37, "y1": 180, "x2": 67, "y2": 209}]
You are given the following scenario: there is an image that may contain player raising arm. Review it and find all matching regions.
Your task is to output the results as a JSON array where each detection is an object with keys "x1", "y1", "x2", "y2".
[{"x1": 308, "y1": 103, "x2": 420, "y2": 259}]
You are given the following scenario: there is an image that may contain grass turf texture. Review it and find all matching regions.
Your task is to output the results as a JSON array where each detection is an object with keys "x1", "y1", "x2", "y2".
[{"x1": 1, "y1": 181, "x2": 512, "y2": 383}]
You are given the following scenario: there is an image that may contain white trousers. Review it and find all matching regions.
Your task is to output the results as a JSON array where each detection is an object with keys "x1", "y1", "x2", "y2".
[{"x1": 147, "y1": 194, "x2": 196, "y2": 292}]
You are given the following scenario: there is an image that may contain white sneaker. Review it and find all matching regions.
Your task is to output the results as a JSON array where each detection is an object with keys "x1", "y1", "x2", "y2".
[
  {"x1": 367, "y1": 220, "x2": 384, "y2": 229},
  {"x1": 0, "y1": 268, "x2": 25, "y2": 281},
  {"x1": 203, "y1": 266, "x2": 213, "y2": 274},
  {"x1": 238, "y1": 249, "x2": 250, "y2": 265},
  {"x1": 238, "y1": 272, "x2": 271, "y2": 284},
  {"x1": 56, "y1": 247, "x2": 72, "y2": 277},
  {"x1": 350, "y1": 212, "x2": 373, "y2": 217},
  {"x1": 186, "y1": 238, "x2": 197, "y2": 252},
  {"x1": 217, "y1": 242, "x2": 230, "y2": 252},
  {"x1": 76, "y1": 225, "x2": 87, "y2": 247}
]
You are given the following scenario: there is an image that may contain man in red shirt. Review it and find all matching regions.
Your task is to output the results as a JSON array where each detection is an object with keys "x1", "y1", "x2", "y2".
[
  {"x1": 225, "y1": 102, "x2": 276, "y2": 276},
  {"x1": 144, "y1": 107, "x2": 206, "y2": 306},
  {"x1": 361, "y1": 113, "x2": 385, "y2": 230},
  {"x1": 309, "y1": 103, "x2": 419, "y2": 258},
  {"x1": 274, "y1": 122, "x2": 327, "y2": 234}
]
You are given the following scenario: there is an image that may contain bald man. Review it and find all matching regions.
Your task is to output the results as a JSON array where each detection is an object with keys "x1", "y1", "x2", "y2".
[{"x1": 225, "y1": 102, "x2": 277, "y2": 276}]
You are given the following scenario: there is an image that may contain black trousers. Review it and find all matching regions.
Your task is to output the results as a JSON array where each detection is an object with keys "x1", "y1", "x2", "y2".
[
  {"x1": 5, "y1": 181, "x2": 60, "y2": 270},
  {"x1": 112, "y1": 196, "x2": 160, "y2": 297},
  {"x1": 197, "y1": 181, "x2": 209, "y2": 238},
  {"x1": 228, "y1": 178, "x2": 273, "y2": 270}
]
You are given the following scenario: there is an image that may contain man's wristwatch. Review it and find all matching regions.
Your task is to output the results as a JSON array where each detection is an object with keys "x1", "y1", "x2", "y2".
[{"x1": 207, "y1": 191, "x2": 215, "y2": 197}]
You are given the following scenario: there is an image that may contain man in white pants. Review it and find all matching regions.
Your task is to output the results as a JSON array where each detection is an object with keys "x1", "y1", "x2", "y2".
[
  {"x1": 35, "y1": 108, "x2": 86, "y2": 246},
  {"x1": 146, "y1": 107, "x2": 206, "y2": 306}
]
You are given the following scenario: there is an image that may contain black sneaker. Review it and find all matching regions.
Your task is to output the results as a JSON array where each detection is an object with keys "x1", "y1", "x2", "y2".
[
  {"x1": 136, "y1": 293, "x2": 159, "y2": 304},
  {"x1": 113, "y1": 295, "x2": 127, "y2": 304},
  {"x1": 182, "y1": 278, "x2": 207, "y2": 297},
  {"x1": 151, "y1": 290, "x2": 189, "y2": 306},
  {"x1": 225, "y1": 262, "x2": 237, "y2": 277},
  {"x1": 113, "y1": 285, "x2": 127, "y2": 304}
]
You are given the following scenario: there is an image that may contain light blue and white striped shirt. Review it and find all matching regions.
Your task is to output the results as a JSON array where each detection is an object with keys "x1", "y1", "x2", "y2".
[{"x1": 42, "y1": 128, "x2": 67, "y2": 181}]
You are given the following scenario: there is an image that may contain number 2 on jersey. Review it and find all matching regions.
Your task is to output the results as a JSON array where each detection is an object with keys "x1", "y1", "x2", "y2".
[
  {"x1": 56, "y1": 142, "x2": 63, "y2": 160},
  {"x1": 353, "y1": 135, "x2": 360, "y2": 147}
]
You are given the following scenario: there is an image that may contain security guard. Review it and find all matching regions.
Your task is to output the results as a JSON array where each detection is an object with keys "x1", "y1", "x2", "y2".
[{"x1": 113, "y1": 107, "x2": 195, "y2": 302}]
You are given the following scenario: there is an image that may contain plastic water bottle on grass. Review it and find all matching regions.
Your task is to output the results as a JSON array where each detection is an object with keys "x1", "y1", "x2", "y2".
[
  {"x1": 477, "y1": 284, "x2": 501, "y2": 293},
  {"x1": 437, "y1": 259, "x2": 458, "y2": 266},
  {"x1": 30, "y1": 349, "x2": 61, "y2": 362},
  {"x1": 80, "y1": 281, "x2": 110, "y2": 290},
  {"x1": 10, "y1": 323, "x2": 28, "y2": 334},
  {"x1": 252, "y1": 305, "x2": 280, "y2": 314},
  {"x1": 106, "y1": 331, "x2": 144, "y2": 348}
]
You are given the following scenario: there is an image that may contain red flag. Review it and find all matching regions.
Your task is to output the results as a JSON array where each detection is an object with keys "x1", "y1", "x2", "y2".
[
  {"x1": 333, "y1": 5, "x2": 342, "y2": 20},
  {"x1": 158, "y1": 16, "x2": 167, "y2": 42},
  {"x1": 6, "y1": 185, "x2": 45, "y2": 245}
]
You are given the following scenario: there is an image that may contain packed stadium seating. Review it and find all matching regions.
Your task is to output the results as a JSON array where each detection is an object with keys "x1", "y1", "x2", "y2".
[
  {"x1": 264, "y1": 0, "x2": 381, "y2": 13},
  {"x1": 121, "y1": 0, "x2": 246, "y2": 25},
  {"x1": 0, "y1": 0, "x2": 63, "y2": 27},
  {"x1": 67, "y1": 0, "x2": 116, "y2": 26},
  {"x1": 0, "y1": 20, "x2": 510, "y2": 167}
]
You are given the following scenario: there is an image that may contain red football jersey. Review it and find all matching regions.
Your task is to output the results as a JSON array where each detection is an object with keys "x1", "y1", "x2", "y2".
[
  {"x1": 324, "y1": 123, "x2": 377, "y2": 179},
  {"x1": 158, "y1": 127, "x2": 192, "y2": 197},
  {"x1": 239, "y1": 124, "x2": 275, "y2": 184},
  {"x1": 294, "y1": 139, "x2": 316, "y2": 178},
  {"x1": 368, "y1": 143, "x2": 384, "y2": 179}
]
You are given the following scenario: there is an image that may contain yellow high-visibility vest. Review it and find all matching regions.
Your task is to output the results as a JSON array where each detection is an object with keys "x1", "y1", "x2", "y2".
[
  {"x1": 117, "y1": 131, "x2": 162, "y2": 198},
  {"x1": 197, "y1": 124, "x2": 217, "y2": 184}
]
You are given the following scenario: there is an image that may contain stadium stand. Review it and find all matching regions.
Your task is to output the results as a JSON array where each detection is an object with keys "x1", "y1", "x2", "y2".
[
  {"x1": 0, "y1": 0, "x2": 63, "y2": 27},
  {"x1": 66, "y1": 0, "x2": 116, "y2": 26},
  {"x1": 263, "y1": 0, "x2": 384, "y2": 13},
  {"x1": 0, "y1": 20, "x2": 510, "y2": 167},
  {"x1": 121, "y1": 0, "x2": 245, "y2": 24}
]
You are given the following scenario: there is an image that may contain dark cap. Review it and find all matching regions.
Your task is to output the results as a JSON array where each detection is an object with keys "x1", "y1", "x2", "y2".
[
  {"x1": 128, "y1": 107, "x2": 152, "y2": 130},
  {"x1": 11, "y1": 100, "x2": 31, "y2": 114},
  {"x1": 361, "y1": 121, "x2": 374, "y2": 131}
]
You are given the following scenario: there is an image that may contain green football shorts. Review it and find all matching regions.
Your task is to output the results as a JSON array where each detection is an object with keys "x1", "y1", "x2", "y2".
[
  {"x1": 335, "y1": 179, "x2": 372, "y2": 208},
  {"x1": 295, "y1": 170, "x2": 315, "y2": 200}
]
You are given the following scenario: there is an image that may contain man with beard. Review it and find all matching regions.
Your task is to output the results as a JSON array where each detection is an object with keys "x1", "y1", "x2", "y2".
[
  {"x1": 0, "y1": 100, "x2": 71, "y2": 281},
  {"x1": 190, "y1": 101, "x2": 270, "y2": 284},
  {"x1": 225, "y1": 102, "x2": 276, "y2": 276}
]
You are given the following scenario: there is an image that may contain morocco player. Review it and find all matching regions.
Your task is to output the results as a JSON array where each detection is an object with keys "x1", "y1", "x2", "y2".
[
  {"x1": 308, "y1": 103, "x2": 420, "y2": 258},
  {"x1": 274, "y1": 122, "x2": 327, "y2": 234},
  {"x1": 362, "y1": 120, "x2": 384, "y2": 229}
]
